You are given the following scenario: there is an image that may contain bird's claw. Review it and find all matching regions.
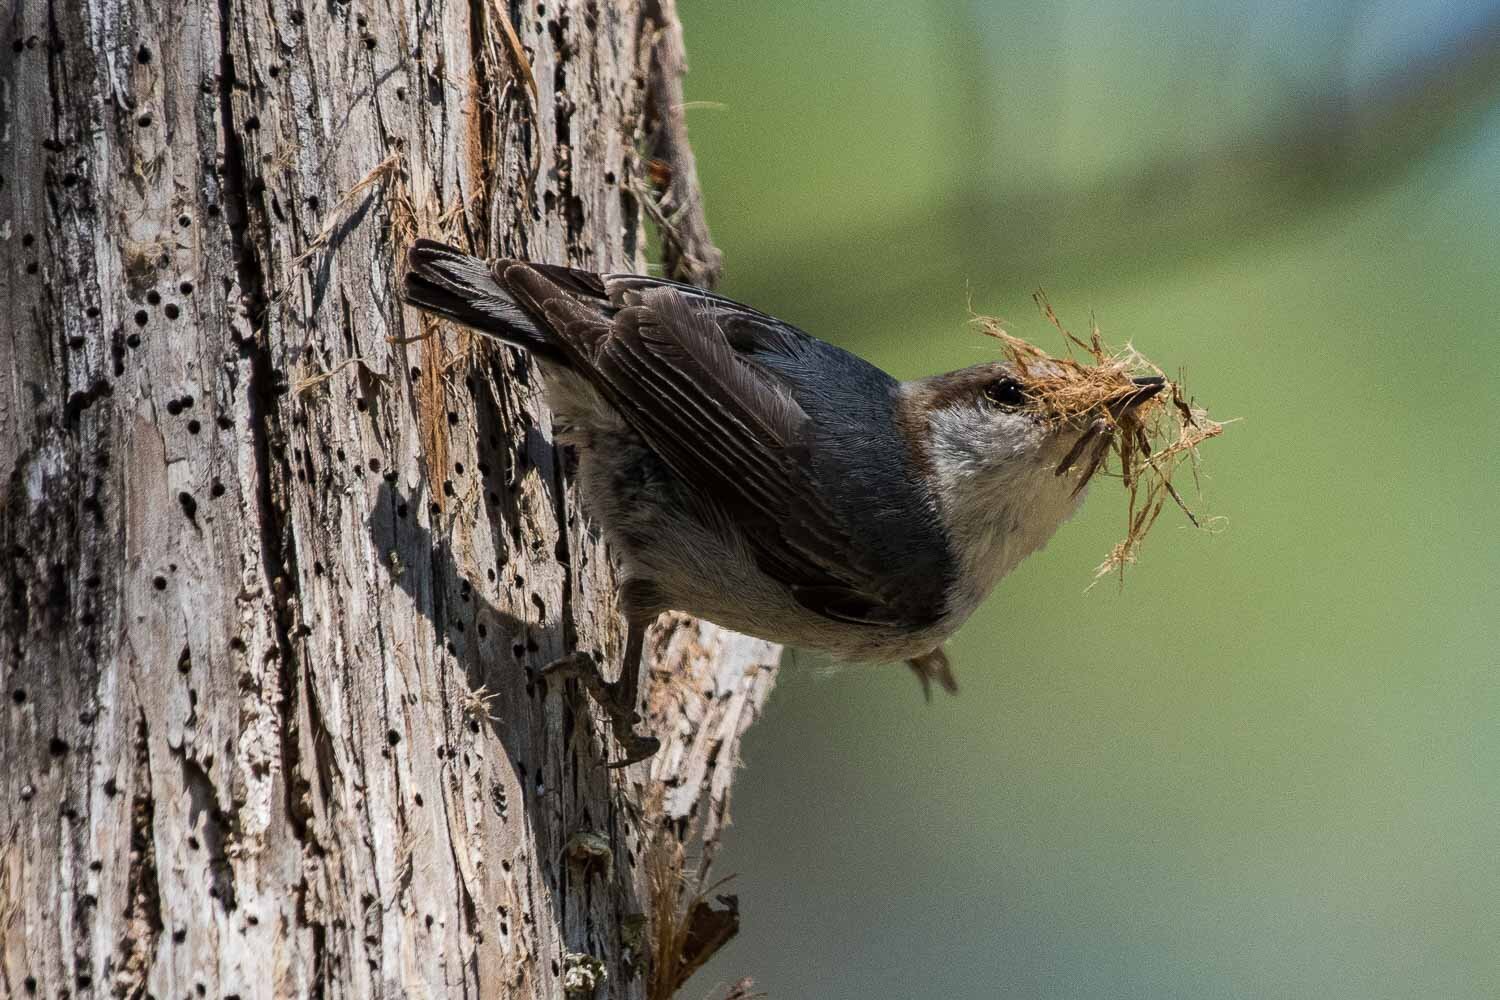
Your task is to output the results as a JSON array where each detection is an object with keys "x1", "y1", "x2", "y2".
[
  {"x1": 605, "y1": 730, "x2": 661, "y2": 769},
  {"x1": 543, "y1": 651, "x2": 661, "y2": 766},
  {"x1": 906, "y1": 648, "x2": 959, "y2": 703}
]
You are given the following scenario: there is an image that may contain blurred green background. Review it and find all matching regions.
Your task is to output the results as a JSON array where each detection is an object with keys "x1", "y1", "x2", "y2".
[{"x1": 676, "y1": 1, "x2": 1500, "y2": 998}]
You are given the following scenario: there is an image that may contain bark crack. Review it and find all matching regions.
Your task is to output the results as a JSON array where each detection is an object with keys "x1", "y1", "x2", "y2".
[
  {"x1": 116, "y1": 712, "x2": 162, "y2": 1000},
  {"x1": 216, "y1": 0, "x2": 314, "y2": 895}
]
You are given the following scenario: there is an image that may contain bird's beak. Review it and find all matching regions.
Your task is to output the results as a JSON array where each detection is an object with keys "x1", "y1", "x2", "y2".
[{"x1": 1111, "y1": 375, "x2": 1166, "y2": 415}]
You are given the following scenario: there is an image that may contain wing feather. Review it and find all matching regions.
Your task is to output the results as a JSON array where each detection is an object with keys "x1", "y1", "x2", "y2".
[{"x1": 407, "y1": 241, "x2": 944, "y2": 630}]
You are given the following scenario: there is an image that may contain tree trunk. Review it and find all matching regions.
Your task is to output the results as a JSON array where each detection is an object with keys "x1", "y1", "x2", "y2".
[{"x1": 0, "y1": 1, "x2": 776, "y2": 997}]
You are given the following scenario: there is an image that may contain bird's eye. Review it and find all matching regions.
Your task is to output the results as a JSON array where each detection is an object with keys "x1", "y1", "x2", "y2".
[{"x1": 982, "y1": 377, "x2": 1026, "y2": 409}]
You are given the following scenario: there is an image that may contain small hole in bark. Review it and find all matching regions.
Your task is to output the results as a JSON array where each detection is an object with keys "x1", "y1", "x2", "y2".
[
  {"x1": 137, "y1": 44, "x2": 152, "y2": 63},
  {"x1": 179, "y1": 492, "x2": 196, "y2": 520},
  {"x1": 103, "y1": 777, "x2": 118, "y2": 796},
  {"x1": 134, "y1": 310, "x2": 148, "y2": 327},
  {"x1": 186, "y1": 419, "x2": 200, "y2": 434},
  {"x1": 68, "y1": 336, "x2": 85, "y2": 350},
  {"x1": 177, "y1": 646, "x2": 192, "y2": 673},
  {"x1": 179, "y1": 280, "x2": 194, "y2": 294},
  {"x1": 11, "y1": 689, "x2": 25, "y2": 704},
  {"x1": 244, "y1": 115, "x2": 260, "y2": 131},
  {"x1": 409, "y1": 366, "x2": 420, "y2": 380},
  {"x1": 137, "y1": 112, "x2": 153, "y2": 127},
  {"x1": 268, "y1": 63, "x2": 280, "y2": 77},
  {"x1": 164, "y1": 303, "x2": 180, "y2": 320},
  {"x1": 387, "y1": 729, "x2": 401, "y2": 746},
  {"x1": 152, "y1": 575, "x2": 167, "y2": 590},
  {"x1": 25, "y1": 261, "x2": 38, "y2": 275},
  {"x1": 367, "y1": 457, "x2": 381, "y2": 472},
  {"x1": 217, "y1": 415, "x2": 233, "y2": 430},
  {"x1": 146, "y1": 290, "x2": 161, "y2": 305},
  {"x1": 178, "y1": 214, "x2": 191, "y2": 228},
  {"x1": 49, "y1": 736, "x2": 69, "y2": 756},
  {"x1": 126, "y1": 333, "x2": 141, "y2": 348},
  {"x1": 166, "y1": 398, "x2": 182, "y2": 416},
  {"x1": 396, "y1": 502, "x2": 408, "y2": 519},
  {"x1": 210, "y1": 479, "x2": 225, "y2": 498}
]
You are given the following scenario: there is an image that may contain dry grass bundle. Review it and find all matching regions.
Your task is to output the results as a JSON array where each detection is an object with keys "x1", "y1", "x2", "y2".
[{"x1": 977, "y1": 292, "x2": 1225, "y2": 584}]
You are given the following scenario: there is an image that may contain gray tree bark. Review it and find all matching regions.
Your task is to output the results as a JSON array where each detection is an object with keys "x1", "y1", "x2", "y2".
[{"x1": 0, "y1": 1, "x2": 776, "y2": 997}]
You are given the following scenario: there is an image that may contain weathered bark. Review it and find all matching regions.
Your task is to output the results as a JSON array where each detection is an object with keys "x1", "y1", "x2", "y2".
[{"x1": 0, "y1": 1, "x2": 774, "y2": 998}]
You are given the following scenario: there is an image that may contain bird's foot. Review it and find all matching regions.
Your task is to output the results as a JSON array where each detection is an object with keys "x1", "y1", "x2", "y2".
[
  {"x1": 543, "y1": 652, "x2": 661, "y2": 767},
  {"x1": 906, "y1": 647, "x2": 959, "y2": 703}
]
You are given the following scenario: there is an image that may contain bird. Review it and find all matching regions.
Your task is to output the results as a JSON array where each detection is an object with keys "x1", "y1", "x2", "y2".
[{"x1": 401, "y1": 238, "x2": 1165, "y2": 764}]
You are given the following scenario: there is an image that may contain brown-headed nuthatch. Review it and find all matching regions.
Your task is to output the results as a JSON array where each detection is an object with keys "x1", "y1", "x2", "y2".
[{"x1": 402, "y1": 240, "x2": 1164, "y2": 764}]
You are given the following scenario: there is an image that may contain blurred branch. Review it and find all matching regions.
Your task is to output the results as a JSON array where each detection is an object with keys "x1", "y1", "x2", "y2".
[{"x1": 736, "y1": 8, "x2": 1500, "y2": 327}]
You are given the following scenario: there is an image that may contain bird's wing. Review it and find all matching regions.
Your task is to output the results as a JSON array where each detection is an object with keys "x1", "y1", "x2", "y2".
[{"x1": 501, "y1": 262, "x2": 933, "y2": 630}]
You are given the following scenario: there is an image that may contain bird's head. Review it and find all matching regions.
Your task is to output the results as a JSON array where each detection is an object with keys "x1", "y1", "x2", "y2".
[{"x1": 902, "y1": 359, "x2": 1166, "y2": 596}]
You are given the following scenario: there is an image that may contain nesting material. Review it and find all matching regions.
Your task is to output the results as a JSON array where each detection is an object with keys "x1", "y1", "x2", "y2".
[{"x1": 977, "y1": 293, "x2": 1225, "y2": 584}]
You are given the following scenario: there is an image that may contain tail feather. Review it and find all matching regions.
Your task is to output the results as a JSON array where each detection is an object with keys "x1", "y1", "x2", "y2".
[{"x1": 401, "y1": 239, "x2": 566, "y2": 365}]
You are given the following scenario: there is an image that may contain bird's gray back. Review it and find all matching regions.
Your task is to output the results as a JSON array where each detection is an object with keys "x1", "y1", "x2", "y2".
[{"x1": 721, "y1": 316, "x2": 957, "y2": 627}]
